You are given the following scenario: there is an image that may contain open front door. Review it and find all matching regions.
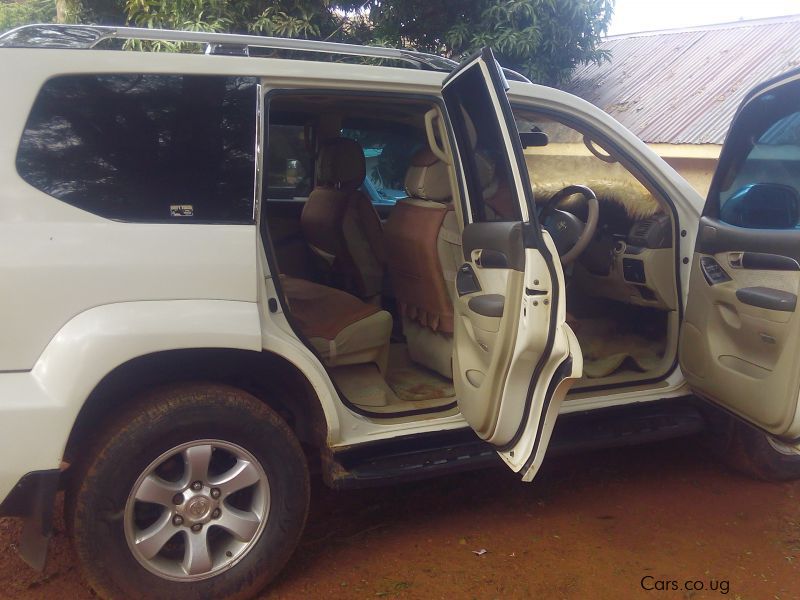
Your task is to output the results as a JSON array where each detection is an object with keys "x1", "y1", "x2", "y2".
[
  {"x1": 442, "y1": 49, "x2": 582, "y2": 481},
  {"x1": 680, "y1": 68, "x2": 800, "y2": 440}
]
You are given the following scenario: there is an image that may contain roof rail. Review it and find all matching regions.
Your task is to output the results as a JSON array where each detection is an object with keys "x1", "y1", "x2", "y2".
[
  {"x1": 0, "y1": 24, "x2": 458, "y2": 69},
  {"x1": 0, "y1": 24, "x2": 533, "y2": 83}
]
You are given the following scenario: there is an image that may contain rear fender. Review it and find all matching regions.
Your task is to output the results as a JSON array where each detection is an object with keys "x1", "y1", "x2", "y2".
[{"x1": 0, "y1": 300, "x2": 262, "y2": 499}]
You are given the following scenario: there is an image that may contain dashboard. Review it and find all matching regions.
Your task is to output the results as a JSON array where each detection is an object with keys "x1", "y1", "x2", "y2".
[{"x1": 573, "y1": 213, "x2": 677, "y2": 311}]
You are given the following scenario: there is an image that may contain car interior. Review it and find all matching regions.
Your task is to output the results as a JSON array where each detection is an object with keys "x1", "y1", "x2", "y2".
[
  {"x1": 262, "y1": 92, "x2": 680, "y2": 418},
  {"x1": 514, "y1": 110, "x2": 679, "y2": 389}
]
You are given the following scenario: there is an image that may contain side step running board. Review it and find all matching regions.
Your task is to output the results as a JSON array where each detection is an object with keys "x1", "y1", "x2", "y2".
[
  {"x1": 324, "y1": 430, "x2": 497, "y2": 490},
  {"x1": 322, "y1": 398, "x2": 706, "y2": 489},
  {"x1": 548, "y1": 397, "x2": 705, "y2": 457}
]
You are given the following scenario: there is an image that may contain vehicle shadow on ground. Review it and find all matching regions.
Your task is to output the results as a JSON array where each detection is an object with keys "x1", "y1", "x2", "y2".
[{"x1": 294, "y1": 435, "x2": 710, "y2": 548}]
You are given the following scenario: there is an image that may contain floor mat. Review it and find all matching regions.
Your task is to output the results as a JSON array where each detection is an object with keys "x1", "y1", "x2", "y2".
[
  {"x1": 570, "y1": 317, "x2": 664, "y2": 378},
  {"x1": 386, "y1": 367, "x2": 455, "y2": 401}
]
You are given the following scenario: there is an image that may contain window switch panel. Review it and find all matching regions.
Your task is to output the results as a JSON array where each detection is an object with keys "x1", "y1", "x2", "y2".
[{"x1": 700, "y1": 256, "x2": 732, "y2": 285}]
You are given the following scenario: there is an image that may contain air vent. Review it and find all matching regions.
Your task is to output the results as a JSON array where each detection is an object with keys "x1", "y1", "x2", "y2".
[
  {"x1": 629, "y1": 215, "x2": 671, "y2": 249},
  {"x1": 633, "y1": 220, "x2": 653, "y2": 238}
]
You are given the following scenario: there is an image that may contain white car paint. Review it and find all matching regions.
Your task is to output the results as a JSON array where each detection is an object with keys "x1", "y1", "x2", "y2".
[
  {"x1": 0, "y1": 44, "x2": 708, "y2": 502},
  {"x1": 0, "y1": 300, "x2": 262, "y2": 501}
]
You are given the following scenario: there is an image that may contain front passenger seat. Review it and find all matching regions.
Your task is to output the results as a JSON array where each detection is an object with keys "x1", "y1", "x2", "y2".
[
  {"x1": 301, "y1": 137, "x2": 385, "y2": 300},
  {"x1": 383, "y1": 148, "x2": 461, "y2": 378}
]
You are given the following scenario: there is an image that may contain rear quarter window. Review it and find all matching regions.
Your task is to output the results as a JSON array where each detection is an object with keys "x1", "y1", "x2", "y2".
[{"x1": 16, "y1": 74, "x2": 258, "y2": 223}]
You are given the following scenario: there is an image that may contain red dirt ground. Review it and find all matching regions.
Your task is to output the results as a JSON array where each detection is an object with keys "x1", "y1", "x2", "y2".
[{"x1": 1, "y1": 436, "x2": 799, "y2": 599}]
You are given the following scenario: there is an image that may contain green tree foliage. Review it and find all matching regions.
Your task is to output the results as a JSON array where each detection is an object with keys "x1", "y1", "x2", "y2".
[
  {"x1": 120, "y1": 0, "x2": 365, "y2": 39},
  {"x1": 367, "y1": 0, "x2": 613, "y2": 84},
  {"x1": 121, "y1": 0, "x2": 612, "y2": 82},
  {"x1": 2, "y1": 0, "x2": 612, "y2": 83},
  {"x1": 0, "y1": 0, "x2": 57, "y2": 32}
]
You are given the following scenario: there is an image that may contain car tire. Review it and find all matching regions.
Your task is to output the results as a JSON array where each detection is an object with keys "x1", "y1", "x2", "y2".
[
  {"x1": 713, "y1": 417, "x2": 800, "y2": 482},
  {"x1": 66, "y1": 382, "x2": 310, "y2": 600}
]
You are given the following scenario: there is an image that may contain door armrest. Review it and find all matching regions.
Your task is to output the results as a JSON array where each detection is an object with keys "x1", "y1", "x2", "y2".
[
  {"x1": 735, "y1": 286, "x2": 797, "y2": 312},
  {"x1": 468, "y1": 294, "x2": 505, "y2": 317}
]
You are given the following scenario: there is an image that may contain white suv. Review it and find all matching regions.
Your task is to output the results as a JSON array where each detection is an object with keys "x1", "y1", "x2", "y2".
[{"x1": 2, "y1": 23, "x2": 800, "y2": 600}]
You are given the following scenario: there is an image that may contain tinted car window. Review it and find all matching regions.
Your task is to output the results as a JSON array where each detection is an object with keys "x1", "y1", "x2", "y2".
[
  {"x1": 17, "y1": 74, "x2": 258, "y2": 222},
  {"x1": 266, "y1": 123, "x2": 314, "y2": 200},
  {"x1": 442, "y1": 64, "x2": 522, "y2": 223},
  {"x1": 713, "y1": 82, "x2": 800, "y2": 229}
]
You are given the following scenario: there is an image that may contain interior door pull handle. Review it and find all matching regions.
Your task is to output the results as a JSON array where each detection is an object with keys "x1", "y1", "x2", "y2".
[
  {"x1": 476, "y1": 249, "x2": 509, "y2": 268},
  {"x1": 736, "y1": 252, "x2": 800, "y2": 271}
]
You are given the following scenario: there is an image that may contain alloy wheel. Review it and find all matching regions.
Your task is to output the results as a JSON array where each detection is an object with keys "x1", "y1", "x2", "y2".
[{"x1": 123, "y1": 439, "x2": 270, "y2": 581}]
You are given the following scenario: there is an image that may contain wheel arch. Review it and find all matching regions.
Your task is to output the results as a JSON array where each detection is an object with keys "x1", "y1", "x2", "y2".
[{"x1": 64, "y1": 347, "x2": 330, "y2": 467}]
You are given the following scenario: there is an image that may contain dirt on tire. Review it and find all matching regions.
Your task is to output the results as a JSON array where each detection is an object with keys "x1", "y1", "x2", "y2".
[{"x1": 2, "y1": 435, "x2": 799, "y2": 599}]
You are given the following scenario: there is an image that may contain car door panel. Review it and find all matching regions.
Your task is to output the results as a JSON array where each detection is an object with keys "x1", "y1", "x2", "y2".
[
  {"x1": 695, "y1": 215, "x2": 800, "y2": 263},
  {"x1": 681, "y1": 252, "x2": 800, "y2": 435},
  {"x1": 462, "y1": 221, "x2": 525, "y2": 270},
  {"x1": 454, "y1": 221, "x2": 525, "y2": 442},
  {"x1": 442, "y1": 48, "x2": 582, "y2": 477},
  {"x1": 497, "y1": 232, "x2": 580, "y2": 479},
  {"x1": 457, "y1": 255, "x2": 558, "y2": 450},
  {"x1": 456, "y1": 224, "x2": 569, "y2": 450},
  {"x1": 681, "y1": 70, "x2": 800, "y2": 440}
]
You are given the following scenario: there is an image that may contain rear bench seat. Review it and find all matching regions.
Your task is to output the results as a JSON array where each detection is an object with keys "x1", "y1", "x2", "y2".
[{"x1": 280, "y1": 276, "x2": 392, "y2": 373}]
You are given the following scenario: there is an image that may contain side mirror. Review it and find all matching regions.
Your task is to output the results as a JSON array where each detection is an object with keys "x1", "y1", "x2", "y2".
[
  {"x1": 519, "y1": 130, "x2": 548, "y2": 148},
  {"x1": 720, "y1": 183, "x2": 800, "y2": 229}
]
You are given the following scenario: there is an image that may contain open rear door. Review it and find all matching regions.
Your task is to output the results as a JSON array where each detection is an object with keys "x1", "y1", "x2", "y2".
[
  {"x1": 680, "y1": 68, "x2": 800, "y2": 441},
  {"x1": 442, "y1": 49, "x2": 582, "y2": 481}
]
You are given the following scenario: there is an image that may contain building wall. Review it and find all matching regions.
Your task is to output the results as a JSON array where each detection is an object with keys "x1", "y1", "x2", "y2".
[
  {"x1": 648, "y1": 144, "x2": 721, "y2": 197},
  {"x1": 522, "y1": 142, "x2": 720, "y2": 209}
]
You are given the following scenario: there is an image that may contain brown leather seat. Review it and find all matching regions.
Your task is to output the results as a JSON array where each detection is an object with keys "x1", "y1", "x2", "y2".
[
  {"x1": 383, "y1": 148, "x2": 460, "y2": 378},
  {"x1": 281, "y1": 276, "x2": 392, "y2": 372},
  {"x1": 300, "y1": 137, "x2": 384, "y2": 299}
]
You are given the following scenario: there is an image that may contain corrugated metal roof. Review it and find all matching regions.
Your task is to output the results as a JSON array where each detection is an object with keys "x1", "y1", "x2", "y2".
[{"x1": 565, "y1": 15, "x2": 800, "y2": 144}]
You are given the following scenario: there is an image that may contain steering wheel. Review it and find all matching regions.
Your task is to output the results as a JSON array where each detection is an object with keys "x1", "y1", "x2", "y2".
[{"x1": 539, "y1": 185, "x2": 599, "y2": 265}]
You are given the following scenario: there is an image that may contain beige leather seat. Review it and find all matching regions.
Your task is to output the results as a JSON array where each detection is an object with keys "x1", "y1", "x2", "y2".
[
  {"x1": 383, "y1": 148, "x2": 461, "y2": 378},
  {"x1": 301, "y1": 137, "x2": 384, "y2": 300},
  {"x1": 281, "y1": 276, "x2": 391, "y2": 373}
]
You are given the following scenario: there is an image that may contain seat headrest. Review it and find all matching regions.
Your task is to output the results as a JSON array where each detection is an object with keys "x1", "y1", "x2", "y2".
[
  {"x1": 404, "y1": 148, "x2": 451, "y2": 202},
  {"x1": 316, "y1": 137, "x2": 366, "y2": 189}
]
